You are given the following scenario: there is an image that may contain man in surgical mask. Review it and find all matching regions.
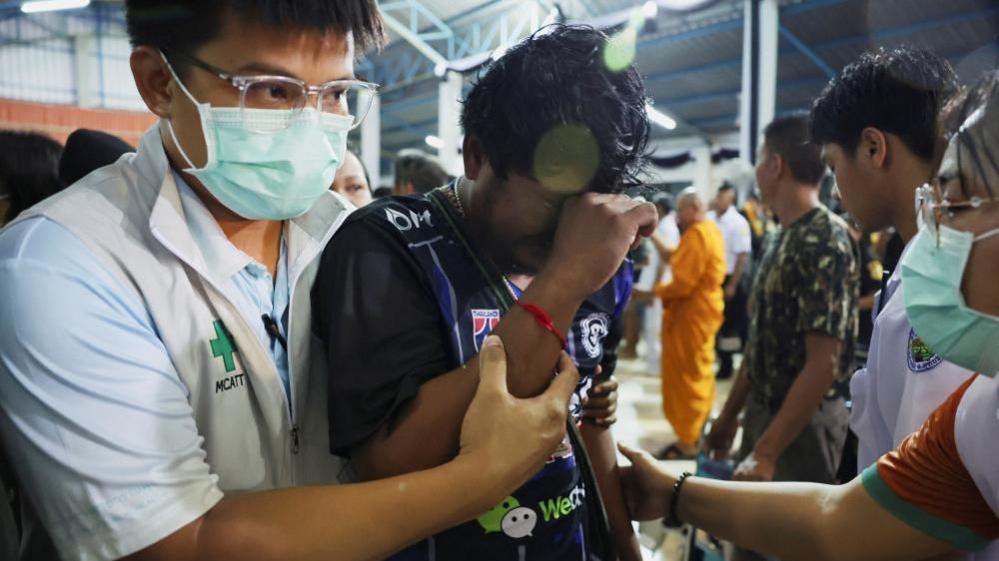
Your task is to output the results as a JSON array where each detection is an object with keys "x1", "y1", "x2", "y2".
[
  {"x1": 0, "y1": 2, "x2": 583, "y2": 561},
  {"x1": 616, "y1": 69, "x2": 999, "y2": 561}
]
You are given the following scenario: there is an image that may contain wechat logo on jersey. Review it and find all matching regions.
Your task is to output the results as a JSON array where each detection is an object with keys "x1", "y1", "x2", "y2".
[
  {"x1": 907, "y1": 329, "x2": 943, "y2": 373},
  {"x1": 476, "y1": 496, "x2": 537, "y2": 539}
]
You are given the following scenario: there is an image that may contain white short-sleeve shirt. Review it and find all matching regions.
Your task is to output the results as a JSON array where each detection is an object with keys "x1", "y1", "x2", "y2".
[
  {"x1": 849, "y1": 241, "x2": 976, "y2": 470},
  {"x1": 707, "y1": 206, "x2": 752, "y2": 275}
]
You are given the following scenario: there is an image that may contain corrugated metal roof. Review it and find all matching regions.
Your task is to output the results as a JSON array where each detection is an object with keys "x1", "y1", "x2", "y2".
[{"x1": 369, "y1": 0, "x2": 998, "y2": 150}]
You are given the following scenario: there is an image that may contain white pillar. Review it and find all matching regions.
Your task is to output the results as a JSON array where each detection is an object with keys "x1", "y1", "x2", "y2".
[
  {"x1": 692, "y1": 142, "x2": 714, "y2": 200},
  {"x1": 74, "y1": 34, "x2": 97, "y2": 108},
  {"x1": 738, "y1": 0, "x2": 778, "y2": 164},
  {"x1": 759, "y1": 0, "x2": 779, "y2": 133},
  {"x1": 360, "y1": 89, "x2": 381, "y2": 189},
  {"x1": 437, "y1": 71, "x2": 464, "y2": 176}
]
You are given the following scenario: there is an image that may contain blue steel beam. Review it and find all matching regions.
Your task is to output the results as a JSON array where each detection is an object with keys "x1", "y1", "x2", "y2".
[
  {"x1": 381, "y1": 113, "x2": 433, "y2": 138},
  {"x1": 779, "y1": 24, "x2": 835, "y2": 78},
  {"x1": 372, "y1": 1, "x2": 548, "y2": 86},
  {"x1": 382, "y1": 92, "x2": 436, "y2": 114},
  {"x1": 817, "y1": 5, "x2": 999, "y2": 51},
  {"x1": 379, "y1": 0, "x2": 453, "y2": 63},
  {"x1": 780, "y1": 0, "x2": 851, "y2": 17},
  {"x1": 689, "y1": 106, "x2": 810, "y2": 130},
  {"x1": 688, "y1": 114, "x2": 738, "y2": 129},
  {"x1": 689, "y1": 40, "x2": 993, "y2": 129},
  {"x1": 645, "y1": 3, "x2": 996, "y2": 88},
  {"x1": 693, "y1": 7, "x2": 996, "y2": 129},
  {"x1": 639, "y1": 0, "x2": 878, "y2": 80},
  {"x1": 375, "y1": 0, "x2": 995, "y2": 130},
  {"x1": 577, "y1": 0, "x2": 600, "y2": 17},
  {"x1": 638, "y1": 17, "x2": 743, "y2": 50},
  {"x1": 656, "y1": 89, "x2": 741, "y2": 107},
  {"x1": 382, "y1": 115, "x2": 437, "y2": 137},
  {"x1": 645, "y1": 58, "x2": 742, "y2": 85},
  {"x1": 444, "y1": 0, "x2": 509, "y2": 26}
]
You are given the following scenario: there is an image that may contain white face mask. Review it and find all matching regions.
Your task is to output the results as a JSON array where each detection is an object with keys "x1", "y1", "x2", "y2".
[
  {"x1": 904, "y1": 100, "x2": 999, "y2": 377},
  {"x1": 902, "y1": 223, "x2": 999, "y2": 377},
  {"x1": 161, "y1": 52, "x2": 351, "y2": 220}
]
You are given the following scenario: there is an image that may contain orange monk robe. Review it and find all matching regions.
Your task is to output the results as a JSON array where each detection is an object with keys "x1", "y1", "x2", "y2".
[{"x1": 654, "y1": 219, "x2": 727, "y2": 446}]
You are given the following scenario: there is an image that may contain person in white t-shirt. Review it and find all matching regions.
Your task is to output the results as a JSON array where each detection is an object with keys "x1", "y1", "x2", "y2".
[{"x1": 707, "y1": 183, "x2": 752, "y2": 379}]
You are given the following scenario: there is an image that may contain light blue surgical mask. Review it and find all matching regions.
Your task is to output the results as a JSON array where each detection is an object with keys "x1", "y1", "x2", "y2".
[
  {"x1": 901, "y1": 224, "x2": 999, "y2": 377},
  {"x1": 162, "y1": 56, "x2": 350, "y2": 220}
]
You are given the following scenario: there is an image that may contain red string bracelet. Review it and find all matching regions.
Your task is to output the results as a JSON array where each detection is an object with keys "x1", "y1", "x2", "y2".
[{"x1": 516, "y1": 301, "x2": 567, "y2": 349}]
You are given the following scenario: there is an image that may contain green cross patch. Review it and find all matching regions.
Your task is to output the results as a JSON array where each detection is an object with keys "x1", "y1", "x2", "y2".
[{"x1": 210, "y1": 320, "x2": 237, "y2": 373}]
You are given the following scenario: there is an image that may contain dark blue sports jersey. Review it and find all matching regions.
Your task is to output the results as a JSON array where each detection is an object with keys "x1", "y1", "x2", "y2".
[{"x1": 313, "y1": 190, "x2": 631, "y2": 561}]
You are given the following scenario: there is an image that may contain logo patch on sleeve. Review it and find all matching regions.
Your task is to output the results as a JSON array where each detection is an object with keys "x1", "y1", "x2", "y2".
[
  {"x1": 580, "y1": 313, "x2": 610, "y2": 359},
  {"x1": 472, "y1": 309, "x2": 501, "y2": 351},
  {"x1": 907, "y1": 329, "x2": 943, "y2": 373}
]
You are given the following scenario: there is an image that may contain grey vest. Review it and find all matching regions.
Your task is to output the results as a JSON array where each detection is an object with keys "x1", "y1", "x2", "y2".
[{"x1": 13, "y1": 126, "x2": 348, "y2": 492}]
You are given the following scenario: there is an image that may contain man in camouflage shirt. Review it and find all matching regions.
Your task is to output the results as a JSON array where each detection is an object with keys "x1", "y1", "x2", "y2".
[{"x1": 707, "y1": 116, "x2": 859, "y2": 552}]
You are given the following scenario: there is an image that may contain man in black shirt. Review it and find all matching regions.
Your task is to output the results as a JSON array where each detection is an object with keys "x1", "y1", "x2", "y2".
[{"x1": 313, "y1": 25, "x2": 656, "y2": 561}]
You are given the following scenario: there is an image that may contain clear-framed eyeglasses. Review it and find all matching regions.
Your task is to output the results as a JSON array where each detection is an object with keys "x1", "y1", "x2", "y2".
[
  {"x1": 164, "y1": 49, "x2": 379, "y2": 131},
  {"x1": 915, "y1": 180, "x2": 999, "y2": 247}
]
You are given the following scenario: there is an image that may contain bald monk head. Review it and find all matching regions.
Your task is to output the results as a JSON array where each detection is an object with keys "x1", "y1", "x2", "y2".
[{"x1": 675, "y1": 187, "x2": 707, "y2": 231}]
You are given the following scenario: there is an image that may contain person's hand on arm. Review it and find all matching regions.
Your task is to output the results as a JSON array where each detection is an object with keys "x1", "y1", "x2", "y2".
[
  {"x1": 617, "y1": 445, "x2": 954, "y2": 561},
  {"x1": 125, "y1": 336, "x2": 582, "y2": 561},
  {"x1": 330, "y1": 194, "x2": 658, "y2": 480},
  {"x1": 0, "y1": 224, "x2": 582, "y2": 561}
]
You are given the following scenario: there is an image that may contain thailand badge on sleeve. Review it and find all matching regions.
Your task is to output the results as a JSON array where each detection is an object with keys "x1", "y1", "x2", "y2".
[{"x1": 472, "y1": 309, "x2": 501, "y2": 351}]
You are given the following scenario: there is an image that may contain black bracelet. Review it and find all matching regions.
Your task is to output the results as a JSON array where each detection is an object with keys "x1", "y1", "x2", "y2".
[{"x1": 665, "y1": 471, "x2": 693, "y2": 527}]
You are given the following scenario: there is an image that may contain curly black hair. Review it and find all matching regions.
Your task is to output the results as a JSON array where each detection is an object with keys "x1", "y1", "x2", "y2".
[
  {"x1": 461, "y1": 24, "x2": 650, "y2": 194},
  {"x1": 125, "y1": 0, "x2": 384, "y2": 77},
  {"x1": 810, "y1": 47, "x2": 958, "y2": 163}
]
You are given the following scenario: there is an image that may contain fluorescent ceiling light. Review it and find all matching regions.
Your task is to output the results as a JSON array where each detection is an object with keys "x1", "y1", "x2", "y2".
[
  {"x1": 21, "y1": 0, "x2": 89, "y2": 13},
  {"x1": 661, "y1": 0, "x2": 712, "y2": 9},
  {"x1": 425, "y1": 135, "x2": 444, "y2": 149},
  {"x1": 647, "y1": 104, "x2": 677, "y2": 130},
  {"x1": 642, "y1": 1, "x2": 659, "y2": 19}
]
